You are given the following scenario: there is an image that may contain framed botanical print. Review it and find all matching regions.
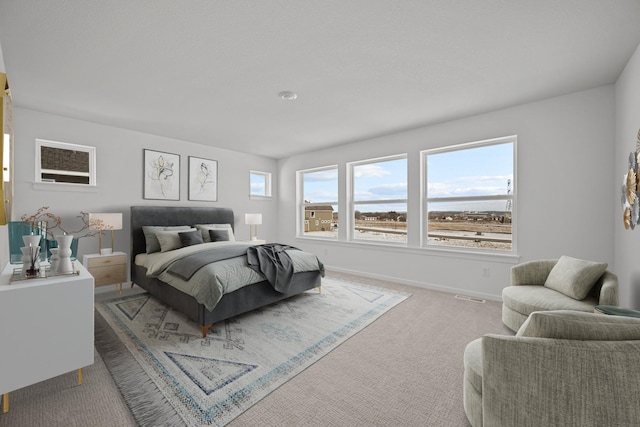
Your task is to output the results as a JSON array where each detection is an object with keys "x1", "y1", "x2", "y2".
[
  {"x1": 188, "y1": 156, "x2": 218, "y2": 201},
  {"x1": 143, "y1": 149, "x2": 180, "y2": 200}
]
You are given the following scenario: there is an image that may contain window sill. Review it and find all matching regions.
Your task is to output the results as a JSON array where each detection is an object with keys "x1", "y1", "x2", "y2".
[
  {"x1": 32, "y1": 182, "x2": 99, "y2": 193},
  {"x1": 296, "y1": 235, "x2": 520, "y2": 264}
]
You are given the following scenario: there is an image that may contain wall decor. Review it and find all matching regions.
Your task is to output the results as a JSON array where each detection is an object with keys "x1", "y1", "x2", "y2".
[
  {"x1": 621, "y1": 128, "x2": 640, "y2": 229},
  {"x1": 188, "y1": 156, "x2": 218, "y2": 201},
  {"x1": 144, "y1": 149, "x2": 180, "y2": 200}
]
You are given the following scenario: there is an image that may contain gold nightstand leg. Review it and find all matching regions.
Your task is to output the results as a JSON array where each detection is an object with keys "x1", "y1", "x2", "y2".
[
  {"x1": 117, "y1": 282, "x2": 122, "y2": 295},
  {"x1": 2, "y1": 393, "x2": 8, "y2": 413},
  {"x1": 78, "y1": 368, "x2": 83, "y2": 385}
]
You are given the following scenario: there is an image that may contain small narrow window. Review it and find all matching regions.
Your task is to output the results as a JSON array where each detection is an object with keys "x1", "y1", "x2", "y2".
[
  {"x1": 250, "y1": 170, "x2": 272, "y2": 198},
  {"x1": 35, "y1": 139, "x2": 96, "y2": 186}
]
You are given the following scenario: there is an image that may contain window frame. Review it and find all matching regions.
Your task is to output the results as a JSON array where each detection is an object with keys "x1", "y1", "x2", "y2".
[
  {"x1": 249, "y1": 170, "x2": 272, "y2": 199},
  {"x1": 421, "y1": 135, "x2": 517, "y2": 254},
  {"x1": 297, "y1": 165, "x2": 338, "y2": 240},
  {"x1": 35, "y1": 139, "x2": 96, "y2": 186},
  {"x1": 347, "y1": 154, "x2": 408, "y2": 245}
]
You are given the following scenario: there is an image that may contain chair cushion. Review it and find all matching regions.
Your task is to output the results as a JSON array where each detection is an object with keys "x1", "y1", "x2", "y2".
[
  {"x1": 517, "y1": 310, "x2": 640, "y2": 341},
  {"x1": 543, "y1": 255, "x2": 607, "y2": 300},
  {"x1": 463, "y1": 338, "x2": 483, "y2": 394},
  {"x1": 502, "y1": 285, "x2": 596, "y2": 316}
]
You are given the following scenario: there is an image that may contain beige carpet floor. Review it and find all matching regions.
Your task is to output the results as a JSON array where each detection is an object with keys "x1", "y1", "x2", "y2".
[{"x1": 1, "y1": 271, "x2": 509, "y2": 426}]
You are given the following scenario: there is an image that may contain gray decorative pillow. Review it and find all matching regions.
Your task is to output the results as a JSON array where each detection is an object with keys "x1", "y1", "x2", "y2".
[
  {"x1": 156, "y1": 228, "x2": 197, "y2": 252},
  {"x1": 142, "y1": 225, "x2": 192, "y2": 253},
  {"x1": 194, "y1": 223, "x2": 235, "y2": 242},
  {"x1": 517, "y1": 310, "x2": 640, "y2": 341},
  {"x1": 209, "y1": 229, "x2": 229, "y2": 242},
  {"x1": 179, "y1": 229, "x2": 204, "y2": 247},
  {"x1": 543, "y1": 255, "x2": 607, "y2": 300}
]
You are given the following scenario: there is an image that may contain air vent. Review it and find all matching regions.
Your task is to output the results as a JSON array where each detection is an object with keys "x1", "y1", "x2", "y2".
[{"x1": 454, "y1": 294, "x2": 486, "y2": 304}]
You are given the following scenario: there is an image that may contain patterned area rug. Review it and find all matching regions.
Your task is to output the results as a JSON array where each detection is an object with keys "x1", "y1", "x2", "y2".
[{"x1": 94, "y1": 277, "x2": 409, "y2": 426}]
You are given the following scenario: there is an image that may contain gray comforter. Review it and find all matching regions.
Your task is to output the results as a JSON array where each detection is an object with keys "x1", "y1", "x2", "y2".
[{"x1": 137, "y1": 241, "x2": 323, "y2": 311}]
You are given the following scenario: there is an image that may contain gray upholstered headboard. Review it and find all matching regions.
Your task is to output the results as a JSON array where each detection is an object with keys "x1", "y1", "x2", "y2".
[{"x1": 130, "y1": 206, "x2": 235, "y2": 264}]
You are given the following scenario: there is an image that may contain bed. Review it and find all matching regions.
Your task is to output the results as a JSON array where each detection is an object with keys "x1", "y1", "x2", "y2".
[{"x1": 130, "y1": 206, "x2": 323, "y2": 337}]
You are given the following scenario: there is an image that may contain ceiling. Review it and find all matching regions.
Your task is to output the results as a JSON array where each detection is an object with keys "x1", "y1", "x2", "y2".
[{"x1": 1, "y1": 1, "x2": 640, "y2": 159}]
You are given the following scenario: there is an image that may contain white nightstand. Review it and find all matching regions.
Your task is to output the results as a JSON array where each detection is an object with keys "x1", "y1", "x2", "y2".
[
  {"x1": 0, "y1": 261, "x2": 94, "y2": 413},
  {"x1": 82, "y1": 251, "x2": 127, "y2": 294}
]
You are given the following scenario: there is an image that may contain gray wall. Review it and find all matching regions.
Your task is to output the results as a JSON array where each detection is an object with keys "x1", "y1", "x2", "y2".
[
  {"x1": 615, "y1": 42, "x2": 640, "y2": 309},
  {"x1": 8, "y1": 107, "x2": 278, "y2": 267},
  {"x1": 278, "y1": 86, "x2": 616, "y2": 302}
]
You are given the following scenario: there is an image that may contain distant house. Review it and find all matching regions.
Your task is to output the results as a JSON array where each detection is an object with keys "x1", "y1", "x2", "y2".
[{"x1": 305, "y1": 205, "x2": 334, "y2": 232}]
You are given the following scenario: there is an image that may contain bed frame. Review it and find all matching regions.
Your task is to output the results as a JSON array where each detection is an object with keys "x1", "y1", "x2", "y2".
[{"x1": 130, "y1": 206, "x2": 322, "y2": 337}]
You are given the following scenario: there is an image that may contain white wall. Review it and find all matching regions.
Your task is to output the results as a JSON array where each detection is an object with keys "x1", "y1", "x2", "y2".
[
  {"x1": 7, "y1": 107, "x2": 278, "y2": 267},
  {"x1": 278, "y1": 86, "x2": 616, "y2": 301},
  {"x1": 614, "y1": 42, "x2": 640, "y2": 309}
]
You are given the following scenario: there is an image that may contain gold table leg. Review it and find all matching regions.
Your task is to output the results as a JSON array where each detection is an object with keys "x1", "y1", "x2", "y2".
[
  {"x1": 2, "y1": 393, "x2": 8, "y2": 413},
  {"x1": 78, "y1": 368, "x2": 83, "y2": 385}
]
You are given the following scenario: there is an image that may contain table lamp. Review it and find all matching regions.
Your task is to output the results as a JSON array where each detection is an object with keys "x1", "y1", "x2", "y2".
[
  {"x1": 245, "y1": 213, "x2": 262, "y2": 241},
  {"x1": 89, "y1": 212, "x2": 123, "y2": 255}
]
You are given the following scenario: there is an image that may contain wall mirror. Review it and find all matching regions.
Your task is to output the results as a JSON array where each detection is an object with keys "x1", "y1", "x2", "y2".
[{"x1": 35, "y1": 139, "x2": 96, "y2": 186}]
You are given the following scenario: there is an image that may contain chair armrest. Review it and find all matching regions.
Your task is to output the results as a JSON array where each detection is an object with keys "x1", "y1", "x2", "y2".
[
  {"x1": 597, "y1": 271, "x2": 619, "y2": 306},
  {"x1": 510, "y1": 259, "x2": 557, "y2": 286},
  {"x1": 481, "y1": 334, "x2": 640, "y2": 426}
]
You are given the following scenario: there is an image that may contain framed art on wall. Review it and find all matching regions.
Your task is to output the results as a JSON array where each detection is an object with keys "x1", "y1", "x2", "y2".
[
  {"x1": 188, "y1": 156, "x2": 218, "y2": 201},
  {"x1": 143, "y1": 149, "x2": 180, "y2": 200}
]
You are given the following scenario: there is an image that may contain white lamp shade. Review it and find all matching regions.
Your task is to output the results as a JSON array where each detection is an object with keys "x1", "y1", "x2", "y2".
[
  {"x1": 89, "y1": 213, "x2": 123, "y2": 230},
  {"x1": 245, "y1": 213, "x2": 262, "y2": 225}
]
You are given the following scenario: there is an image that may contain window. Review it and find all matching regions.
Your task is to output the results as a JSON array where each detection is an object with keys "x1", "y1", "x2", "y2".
[
  {"x1": 250, "y1": 170, "x2": 272, "y2": 198},
  {"x1": 423, "y1": 136, "x2": 515, "y2": 252},
  {"x1": 349, "y1": 155, "x2": 407, "y2": 244},
  {"x1": 35, "y1": 139, "x2": 96, "y2": 185},
  {"x1": 298, "y1": 166, "x2": 338, "y2": 239}
]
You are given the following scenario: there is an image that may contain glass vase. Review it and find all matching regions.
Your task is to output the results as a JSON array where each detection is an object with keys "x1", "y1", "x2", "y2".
[{"x1": 8, "y1": 221, "x2": 47, "y2": 264}]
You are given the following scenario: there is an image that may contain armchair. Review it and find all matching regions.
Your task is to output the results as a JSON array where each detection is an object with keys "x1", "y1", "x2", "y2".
[
  {"x1": 464, "y1": 310, "x2": 640, "y2": 427},
  {"x1": 502, "y1": 257, "x2": 618, "y2": 331}
]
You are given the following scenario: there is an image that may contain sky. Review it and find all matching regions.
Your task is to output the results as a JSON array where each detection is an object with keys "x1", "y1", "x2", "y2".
[{"x1": 303, "y1": 141, "x2": 514, "y2": 213}]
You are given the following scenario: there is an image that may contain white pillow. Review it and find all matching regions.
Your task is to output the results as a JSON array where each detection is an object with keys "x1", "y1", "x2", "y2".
[
  {"x1": 156, "y1": 228, "x2": 197, "y2": 252},
  {"x1": 194, "y1": 223, "x2": 236, "y2": 242}
]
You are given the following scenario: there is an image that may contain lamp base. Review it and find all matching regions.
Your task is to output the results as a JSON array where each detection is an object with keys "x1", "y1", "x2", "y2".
[{"x1": 100, "y1": 248, "x2": 113, "y2": 255}]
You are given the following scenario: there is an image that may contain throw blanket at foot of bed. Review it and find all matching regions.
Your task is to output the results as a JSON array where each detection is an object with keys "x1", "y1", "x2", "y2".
[{"x1": 247, "y1": 243, "x2": 302, "y2": 293}]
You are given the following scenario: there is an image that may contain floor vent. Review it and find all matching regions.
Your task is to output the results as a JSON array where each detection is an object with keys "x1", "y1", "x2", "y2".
[{"x1": 454, "y1": 294, "x2": 486, "y2": 304}]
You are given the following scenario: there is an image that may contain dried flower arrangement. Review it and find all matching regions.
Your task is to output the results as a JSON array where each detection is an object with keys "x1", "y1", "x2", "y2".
[{"x1": 20, "y1": 206, "x2": 100, "y2": 239}]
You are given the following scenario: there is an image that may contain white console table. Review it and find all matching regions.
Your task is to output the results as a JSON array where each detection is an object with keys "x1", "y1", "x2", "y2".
[{"x1": 0, "y1": 261, "x2": 94, "y2": 413}]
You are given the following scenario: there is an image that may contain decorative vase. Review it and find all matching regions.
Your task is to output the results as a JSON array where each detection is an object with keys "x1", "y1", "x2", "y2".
[
  {"x1": 20, "y1": 246, "x2": 41, "y2": 277},
  {"x1": 46, "y1": 238, "x2": 79, "y2": 261},
  {"x1": 55, "y1": 235, "x2": 74, "y2": 273},
  {"x1": 49, "y1": 248, "x2": 60, "y2": 273},
  {"x1": 9, "y1": 221, "x2": 47, "y2": 264}
]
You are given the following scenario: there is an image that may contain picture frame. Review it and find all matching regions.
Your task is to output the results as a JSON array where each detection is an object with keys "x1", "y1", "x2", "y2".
[
  {"x1": 188, "y1": 156, "x2": 218, "y2": 201},
  {"x1": 143, "y1": 149, "x2": 180, "y2": 200}
]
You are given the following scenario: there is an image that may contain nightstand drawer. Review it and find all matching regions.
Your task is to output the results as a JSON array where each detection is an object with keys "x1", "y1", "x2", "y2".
[
  {"x1": 91, "y1": 264, "x2": 127, "y2": 286},
  {"x1": 86, "y1": 254, "x2": 126, "y2": 268}
]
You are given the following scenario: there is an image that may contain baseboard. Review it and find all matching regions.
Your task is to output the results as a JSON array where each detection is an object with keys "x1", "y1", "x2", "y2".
[{"x1": 324, "y1": 264, "x2": 502, "y2": 302}]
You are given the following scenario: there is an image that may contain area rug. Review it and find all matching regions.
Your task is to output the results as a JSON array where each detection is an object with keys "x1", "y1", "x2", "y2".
[{"x1": 94, "y1": 277, "x2": 410, "y2": 426}]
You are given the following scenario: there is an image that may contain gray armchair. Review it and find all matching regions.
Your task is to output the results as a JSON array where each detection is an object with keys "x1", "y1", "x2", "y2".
[
  {"x1": 464, "y1": 310, "x2": 640, "y2": 427},
  {"x1": 502, "y1": 258, "x2": 618, "y2": 331}
]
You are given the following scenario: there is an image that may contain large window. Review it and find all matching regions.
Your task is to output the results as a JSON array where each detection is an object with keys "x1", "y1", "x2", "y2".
[
  {"x1": 298, "y1": 166, "x2": 338, "y2": 238},
  {"x1": 423, "y1": 136, "x2": 515, "y2": 252},
  {"x1": 349, "y1": 155, "x2": 407, "y2": 244}
]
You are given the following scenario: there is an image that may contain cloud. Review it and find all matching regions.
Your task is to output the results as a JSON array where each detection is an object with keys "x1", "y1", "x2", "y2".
[
  {"x1": 304, "y1": 169, "x2": 338, "y2": 182},
  {"x1": 353, "y1": 164, "x2": 391, "y2": 178}
]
